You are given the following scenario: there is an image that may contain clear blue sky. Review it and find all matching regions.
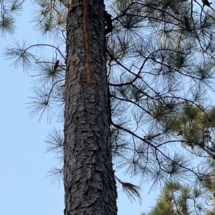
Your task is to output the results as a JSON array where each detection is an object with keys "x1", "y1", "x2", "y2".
[{"x1": 0, "y1": 1, "x2": 158, "y2": 215}]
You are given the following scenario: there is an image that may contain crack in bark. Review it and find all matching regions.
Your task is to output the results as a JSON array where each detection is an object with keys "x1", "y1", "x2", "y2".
[
  {"x1": 68, "y1": 0, "x2": 73, "y2": 7},
  {"x1": 83, "y1": 0, "x2": 91, "y2": 84}
]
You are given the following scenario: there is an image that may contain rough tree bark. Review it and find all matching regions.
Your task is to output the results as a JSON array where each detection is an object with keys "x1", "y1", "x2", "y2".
[{"x1": 64, "y1": 0, "x2": 118, "y2": 214}]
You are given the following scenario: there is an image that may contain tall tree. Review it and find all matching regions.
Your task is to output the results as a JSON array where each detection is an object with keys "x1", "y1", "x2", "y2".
[
  {"x1": 63, "y1": 0, "x2": 117, "y2": 214},
  {"x1": 3, "y1": 0, "x2": 215, "y2": 214}
]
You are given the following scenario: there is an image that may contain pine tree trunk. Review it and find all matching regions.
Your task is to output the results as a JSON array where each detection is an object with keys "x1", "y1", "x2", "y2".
[{"x1": 64, "y1": 0, "x2": 117, "y2": 214}]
